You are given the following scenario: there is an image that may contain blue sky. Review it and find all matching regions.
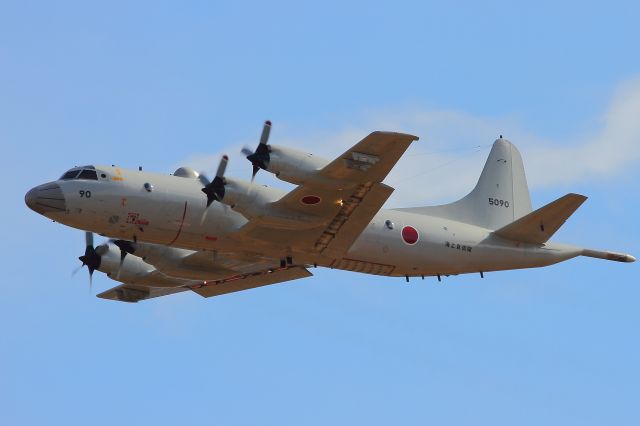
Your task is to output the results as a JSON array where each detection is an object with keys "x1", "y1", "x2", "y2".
[{"x1": 2, "y1": 1, "x2": 639, "y2": 425}]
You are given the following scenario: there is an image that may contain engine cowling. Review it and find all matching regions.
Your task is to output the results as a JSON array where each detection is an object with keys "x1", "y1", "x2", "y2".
[
  {"x1": 95, "y1": 243, "x2": 155, "y2": 282},
  {"x1": 216, "y1": 177, "x2": 327, "y2": 229},
  {"x1": 264, "y1": 145, "x2": 329, "y2": 185}
]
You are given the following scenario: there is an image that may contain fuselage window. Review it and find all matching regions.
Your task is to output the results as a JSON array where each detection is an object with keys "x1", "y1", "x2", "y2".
[
  {"x1": 77, "y1": 169, "x2": 98, "y2": 180},
  {"x1": 60, "y1": 170, "x2": 80, "y2": 180}
]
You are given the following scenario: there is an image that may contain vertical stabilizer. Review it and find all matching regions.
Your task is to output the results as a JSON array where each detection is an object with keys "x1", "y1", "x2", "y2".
[{"x1": 395, "y1": 138, "x2": 533, "y2": 230}]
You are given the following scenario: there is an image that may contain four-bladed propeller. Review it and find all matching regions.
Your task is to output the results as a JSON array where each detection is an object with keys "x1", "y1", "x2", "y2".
[
  {"x1": 77, "y1": 232, "x2": 140, "y2": 288},
  {"x1": 78, "y1": 231, "x2": 101, "y2": 288},
  {"x1": 242, "y1": 120, "x2": 272, "y2": 181},
  {"x1": 201, "y1": 155, "x2": 229, "y2": 207}
]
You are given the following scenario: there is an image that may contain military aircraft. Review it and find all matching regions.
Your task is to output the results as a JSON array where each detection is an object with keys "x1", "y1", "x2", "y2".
[{"x1": 25, "y1": 121, "x2": 635, "y2": 302}]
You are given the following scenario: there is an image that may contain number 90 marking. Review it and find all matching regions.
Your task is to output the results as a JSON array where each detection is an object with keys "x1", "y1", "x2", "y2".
[{"x1": 79, "y1": 190, "x2": 92, "y2": 198}]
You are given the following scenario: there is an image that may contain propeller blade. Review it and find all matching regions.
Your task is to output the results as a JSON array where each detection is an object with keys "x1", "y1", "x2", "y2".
[
  {"x1": 78, "y1": 232, "x2": 101, "y2": 290},
  {"x1": 201, "y1": 155, "x2": 228, "y2": 209},
  {"x1": 112, "y1": 239, "x2": 137, "y2": 279},
  {"x1": 71, "y1": 264, "x2": 83, "y2": 277},
  {"x1": 241, "y1": 146, "x2": 253, "y2": 156},
  {"x1": 215, "y1": 155, "x2": 228, "y2": 178},
  {"x1": 258, "y1": 120, "x2": 271, "y2": 146},
  {"x1": 85, "y1": 231, "x2": 93, "y2": 248},
  {"x1": 113, "y1": 239, "x2": 137, "y2": 259},
  {"x1": 199, "y1": 206, "x2": 210, "y2": 226},
  {"x1": 245, "y1": 120, "x2": 272, "y2": 180}
]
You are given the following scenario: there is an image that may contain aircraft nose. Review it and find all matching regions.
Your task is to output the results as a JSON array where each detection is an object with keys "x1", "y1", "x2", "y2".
[{"x1": 25, "y1": 182, "x2": 67, "y2": 215}]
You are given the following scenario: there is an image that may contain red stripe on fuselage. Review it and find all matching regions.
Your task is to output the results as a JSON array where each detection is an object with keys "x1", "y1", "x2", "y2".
[{"x1": 167, "y1": 201, "x2": 188, "y2": 246}]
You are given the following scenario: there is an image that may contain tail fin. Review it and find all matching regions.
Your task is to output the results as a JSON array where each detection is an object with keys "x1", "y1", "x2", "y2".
[
  {"x1": 397, "y1": 138, "x2": 533, "y2": 229},
  {"x1": 493, "y1": 193, "x2": 587, "y2": 244}
]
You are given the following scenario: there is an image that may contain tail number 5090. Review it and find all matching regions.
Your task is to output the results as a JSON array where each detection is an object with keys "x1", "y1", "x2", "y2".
[{"x1": 489, "y1": 198, "x2": 509, "y2": 208}]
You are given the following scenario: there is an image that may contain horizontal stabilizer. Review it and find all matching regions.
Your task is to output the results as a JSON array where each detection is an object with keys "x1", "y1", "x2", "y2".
[{"x1": 493, "y1": 193, "x2": 587, "y2": 244}]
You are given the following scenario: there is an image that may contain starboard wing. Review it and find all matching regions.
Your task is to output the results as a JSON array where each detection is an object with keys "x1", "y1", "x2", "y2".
[{"x1": 224, "y1": 131, "x2": 418, "y2": 257}]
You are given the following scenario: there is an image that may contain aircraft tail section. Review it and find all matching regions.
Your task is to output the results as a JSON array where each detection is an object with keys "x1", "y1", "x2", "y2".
[
  {"x1": 396, "y1": 138, "x2": 533, "y2": 230},
  {"x1": 493, "y1": 193, "x2": 587, "y2": 244}
]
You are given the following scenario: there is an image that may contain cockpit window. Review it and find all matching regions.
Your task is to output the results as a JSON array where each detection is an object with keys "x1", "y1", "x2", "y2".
[
  {"x1": 60, "y1": 170, "x2": 80, "y2": 180},
  {"x1": 60, "y1": 167, "x2": 98, "y2": 180},
  {"x1": 77, "y1": 169, "x2": 98, "y2": 180}
]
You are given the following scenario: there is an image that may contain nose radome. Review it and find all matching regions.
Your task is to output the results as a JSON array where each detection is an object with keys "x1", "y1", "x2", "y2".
[
  {"x1": 25, "y1": 182, "x2": 67, "y2": 215},
  {"x1": 24, "y1": 187, "x2": 38, "y2": 210}
]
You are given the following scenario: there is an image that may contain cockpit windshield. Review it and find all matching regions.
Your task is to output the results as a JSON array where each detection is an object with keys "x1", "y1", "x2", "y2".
[
  {"x1": 60, "y1": 170, "x2": 80, "y2": 180},
  {"x1": 60, "y1": 166, "x2": 98, "y2": 180}
]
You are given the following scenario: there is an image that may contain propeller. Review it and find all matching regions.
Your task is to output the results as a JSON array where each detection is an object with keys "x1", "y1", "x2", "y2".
[
  {"x1": 113, "y1": 238, "x2": 137, "y2": 263},
  {"x1": 78, "y1": 231, "x2": 101, "y2": 289},
  {"x1": 113, "y1": 237, "x2": 137, "y2": 278},
  {"x1": 201, "y1": 155, "x2": 228, "y2": 208},
  {"x1": 199, "y1": 155, "x2": 230, "y2": 225},
  {"x1": 243, "y1": 120, "x2": 272, "y2": 181}
]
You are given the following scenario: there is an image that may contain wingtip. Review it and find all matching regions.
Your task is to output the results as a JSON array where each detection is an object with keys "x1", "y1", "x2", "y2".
[
  {"x1": 371, "y1": 131, "x2": 419, "y2": 141},
  {"x1": 567, "y1": 192, "x2": 588, "y2": 201}
]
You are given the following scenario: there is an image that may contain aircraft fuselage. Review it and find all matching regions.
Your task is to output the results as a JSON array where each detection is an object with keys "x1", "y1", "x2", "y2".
[{"x1": 25, "y1": 165, "x2": 583, "y2": 279}]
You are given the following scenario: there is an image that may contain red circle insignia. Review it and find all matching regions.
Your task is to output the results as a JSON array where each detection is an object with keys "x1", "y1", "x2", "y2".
[
  {"x1": 301, "y1": 195, "x2": 321, "y2": 205},
  {"x1": 402, "y1": 226, "x2": 419, "y2": 245}
]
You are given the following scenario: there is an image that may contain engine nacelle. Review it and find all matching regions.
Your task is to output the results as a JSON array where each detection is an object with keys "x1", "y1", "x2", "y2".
[
  {"x1": 221, "y1": 178, "x2": 281, "y2": 214},
  {"x1": 128, "y1": 242, "x2": 225, "y2": 280},
  {"x1": 220, "y1": 178, "x2": 326, "y2": 229},
  {"x1": 265, "y1": 145, "x2": 329, "y2": 185},
  {"x1": 95, "y1": 243, "x2": 155, "y2": 282}
]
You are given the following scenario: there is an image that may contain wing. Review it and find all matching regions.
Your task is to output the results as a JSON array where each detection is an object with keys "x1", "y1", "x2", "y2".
[
  {"x1": 190, "y1": 266, "x2": 312, "y2": 298},
  {"x1": 227, "y1": 131, "x2": 418, "y2": 257},
  {"x1": 180, "y1": 249, "x2": 278, "y2": 274},
  {"x1": 97, "y1": 263, "x2": 312, "y2": 302},
  {"x1": 97, "y1": 284, "x2": 189, "y2": 303},
  {"x1": 319, "y1": 131, "x2": 419, "y2": 183}
]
